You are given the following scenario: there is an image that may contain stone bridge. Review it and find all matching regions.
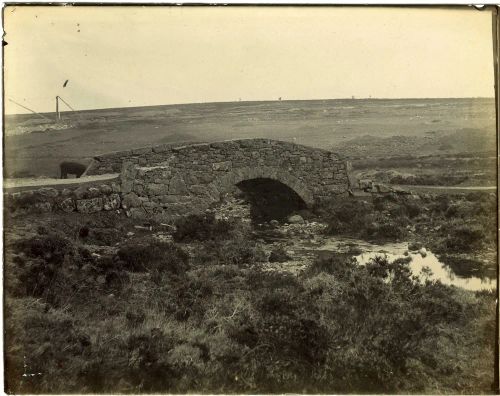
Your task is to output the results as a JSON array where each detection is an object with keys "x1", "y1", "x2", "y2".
[{"x1": 84, "y1": 138, "x2": 350, "y2": 218}]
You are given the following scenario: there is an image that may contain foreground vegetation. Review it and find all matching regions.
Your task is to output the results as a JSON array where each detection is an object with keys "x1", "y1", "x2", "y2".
[
  {"x1": 4, "y1": 191, "x2": 497, "y2": 394},
  {"x1": 317, "y1": 192, "x2": 497, "y2": 278}
]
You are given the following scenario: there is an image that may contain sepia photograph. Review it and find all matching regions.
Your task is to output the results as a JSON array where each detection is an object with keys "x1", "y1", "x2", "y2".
[{"x1": 2, "y1": 5, "x2": 498, "y2": 394}]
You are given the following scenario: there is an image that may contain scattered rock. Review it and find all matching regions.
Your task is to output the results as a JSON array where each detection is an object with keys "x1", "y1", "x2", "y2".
[
  {"x1": 408, "y1": 242, "x2": 422, "y2": 251},
  {"x1": 59, "y1": 198, "x2": 76, "y2": 213},
  {"x1": 34, "y1": 202, "x2": 52, "y2": 212},
  {"x1": 103, "y1": 193, "x2": 121, "y2": 211},
  {"x1": 121, "y1": 161, "x2": 138, "y2": 194},
  {"x1": 76, "y1": 197, "x2": 103, "y2": 213},
  {"x1": 129, "y1": 207, "x2": 146, "y2": 218},
  {"x1": 375, "y1": 184, "x2": 392, "y2": 193},
  {"x1": 122, "y1": 192, "x2": 142, "y2": 209},
  {"x1": 270, "y1": 219, "x2": 279, "y2": 227},
  {"x1": 269, "y1": 246, "x2": 292, "y2": 263},
  {"x1": 287, "y1": 214, "x2": 305, "y2": 224},
  {"x1": 87, "y1": 187, "x2": 101, "y2": 198},
  {"x1": 134, "y1": 225, "x2": 152, "y2": 231},
  {"x1": 38, "y1": 187, "x2": 59, "y2": 198},
  {"x1": 169, "y1": 175, "x2": 189, "y2": 195},
  {"x1": 74, "y1": 186, "x2": 89, "y2": 199},
  {"x1": 99, "y1": 184, "x2": 113, "y2": 195},
  {"x1": 61, "y1": 188, "x2": 72, "y2": 197},
  {"x1": 159, "y1": 223, "x2": 176, "y2": 232}
]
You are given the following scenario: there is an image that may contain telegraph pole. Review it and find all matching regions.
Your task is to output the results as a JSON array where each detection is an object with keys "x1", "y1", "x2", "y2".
[{"x1": 55, "y1": 96, "x2": 61, "y2": 122}]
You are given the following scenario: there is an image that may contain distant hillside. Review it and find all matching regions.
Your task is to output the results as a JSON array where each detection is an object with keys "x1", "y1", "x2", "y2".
[
  {"x1": 333, "y1": 128, "x2": 496, "y2": 159},
  {"x1": 4, "y1": 98, "x2": 496, "y2": 178}
]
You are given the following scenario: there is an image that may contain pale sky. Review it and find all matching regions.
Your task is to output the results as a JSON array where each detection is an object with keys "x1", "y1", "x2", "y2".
[{"x1": 3, "y1": 6, "x2": 495, "y2": 114}]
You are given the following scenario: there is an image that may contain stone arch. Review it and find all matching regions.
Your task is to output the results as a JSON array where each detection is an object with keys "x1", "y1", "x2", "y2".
[{"x1": 211, "y1": 166, "x2": 315, "y2": 207}]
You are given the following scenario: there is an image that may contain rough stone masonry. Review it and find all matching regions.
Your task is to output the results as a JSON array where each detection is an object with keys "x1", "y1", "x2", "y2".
[{"x1": 86, "y1": 138, "x2": 351, "y2": 218}]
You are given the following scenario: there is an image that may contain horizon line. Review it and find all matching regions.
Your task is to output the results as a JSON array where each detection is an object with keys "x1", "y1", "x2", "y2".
[{"x1": 5, "y1": 96, "x2": 495, "y2": 117}]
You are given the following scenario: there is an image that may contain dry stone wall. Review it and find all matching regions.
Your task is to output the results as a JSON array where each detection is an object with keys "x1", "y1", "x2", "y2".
[{"x1": 4, "y1": 180, "x2": 122, "y2": 216}]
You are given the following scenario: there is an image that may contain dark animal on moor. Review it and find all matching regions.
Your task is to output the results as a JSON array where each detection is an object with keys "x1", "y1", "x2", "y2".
[{"x1": 60, "y1": 161, "x2": 87, "y2": 179}]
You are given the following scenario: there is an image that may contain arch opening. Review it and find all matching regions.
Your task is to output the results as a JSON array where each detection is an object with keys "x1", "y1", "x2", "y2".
[{"x1": 236, "y1": 178, "x2": 307, "y2": 223}]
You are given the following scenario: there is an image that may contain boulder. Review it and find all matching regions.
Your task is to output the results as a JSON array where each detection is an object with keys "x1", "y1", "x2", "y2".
[
  {"x1": 103, "y1": 194, "x2": 121, "y2": 211},
  {"x1": 87, "y1": 187, "x2": 101, "y2": 198},
  {"x1": 270, "y1": 219, "x2": 280, "y2": 227},
  {"x1": 59, "y1": 198, "x2": 76, "y2": 213},
  {"x1": 419, "y1": 247, "x2": 427, "y2": 258},
  {"x1": 38, "y1": 187, "x2": 59, "y2": 198},
  {"x1": 122, "y1": 192, "x2": 142, "y2": 209},
  {"x1": 99, "y1": 184, "x2": 113, "y2": 195},
  {"x1": 76, "y1": 198, "x2": 103, "y2": 213},
  {"x1": 61, "y1": 188, "x2": 72, "y2": 197},
  {"x1": 169, "y1": 175, "x2": 188, "y2": 195},
  {"x1": 120, "y1": 161, "x2": 138, "y2": 194},
  {"x1": 129, "y1": 207, "x2": 147, "y2": 219},
  {"x1": 74, "y1": 186, "x2": 89, "y2": 199},
  {"x1": 375, "y1": 184, "x2": 392, "y2": 193},
  {"x1": 287, "y1": 214, "x2": 305, "y2": 224},
  {"x1": 34, "y1": 202, "x2": 52, "y2": 212}
]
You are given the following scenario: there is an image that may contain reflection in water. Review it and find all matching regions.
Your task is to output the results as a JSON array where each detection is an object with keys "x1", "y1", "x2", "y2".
[{"x1": 321, "y1": 238, "x2": 494, "y2": 292}]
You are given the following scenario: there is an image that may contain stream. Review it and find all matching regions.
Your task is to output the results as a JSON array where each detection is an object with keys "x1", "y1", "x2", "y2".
[{"x1": 257, "y1": 224, "x2": 495, "y2": 292}]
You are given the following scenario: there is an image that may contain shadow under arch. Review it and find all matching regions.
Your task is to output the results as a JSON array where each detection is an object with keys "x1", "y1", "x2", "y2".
[
  {"x1": 211, "y1": 166, "x2": 314, "y2": 222},
  {"x1": 213, "y1": 166, "x2": 315, "y2": 207}
]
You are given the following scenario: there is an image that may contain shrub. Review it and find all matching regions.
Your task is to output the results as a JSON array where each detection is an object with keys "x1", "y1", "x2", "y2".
[
  {"x1": 268, "y1": 246, "x2": 292, "y2": 263},
  {"x1": 439, "y1": 255, "x2": 493, "y2": 278},
  {"x1": 318, "y1": 198, "x2": 373, "y2": 236},
  {"x1": 123, "y1": 329, "x2": 178, "y2": 392},
  {"x1": 307, "y1": 253, "x2": 357, "y2": 279},
  {"x1": 173, "y1": 213, "x2": 233, "y2": 242},
  {"x1": 125, "y1": 310, "x2": 146, "y2": 327},
  {"x1": 117, "y1": 238, "x2": 189, "y2": 273},
  {"x1": 364, "y1": 218, "x2": 408, "y2": 241},
  {"x1": 10, "y1": 191, "x2": 45, "y2": 210},
  {"x1": 443, "y1": 225, "x2": 484, "y2": 253},
  {"x1": 79, "y1": 225, "x2": 90, "y2": 238},
  {"x1": 318, "y1": 197, "x2": 409, "y2": 242},
  {"x1": 194, "y1": 237, "x2": 267, "y2": 267},
  {"x1": 15, "y1": 233, "x2": 74, "y2": 265},
  {"x1": 402, "y1": 201, "x2": 422, "y2": 218},
  {"x1": 5, "y1": 301, "x2": 92, "y2": 394}
]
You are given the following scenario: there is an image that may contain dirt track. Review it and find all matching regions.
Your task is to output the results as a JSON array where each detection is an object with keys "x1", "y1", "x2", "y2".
[{"x1": 3, "y1": 173, "x2": 119, "y2": 192}]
